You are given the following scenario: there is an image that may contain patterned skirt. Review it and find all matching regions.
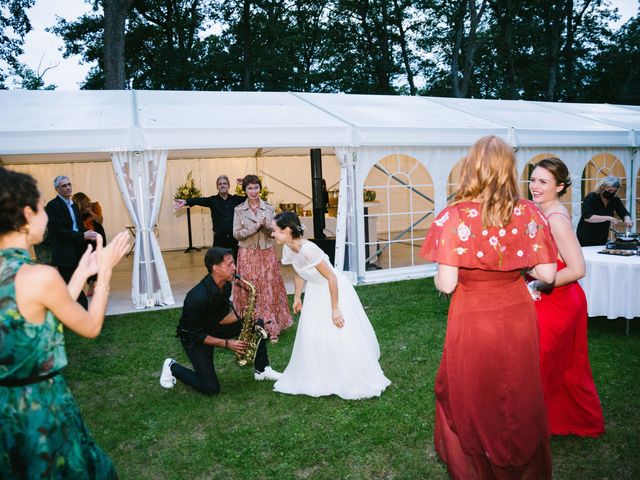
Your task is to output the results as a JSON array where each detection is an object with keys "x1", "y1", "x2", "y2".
[
  {"x1": 233, "y1": 246, "x2": 292, "y2": 340},
  {"x1": 0, "y1": 375, "x2": 117, "y2": 479}
]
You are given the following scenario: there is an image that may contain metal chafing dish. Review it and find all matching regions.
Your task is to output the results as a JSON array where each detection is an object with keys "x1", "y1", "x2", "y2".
[{"x1": 606, "y1": 230, "x2": 640, "y2": 251}]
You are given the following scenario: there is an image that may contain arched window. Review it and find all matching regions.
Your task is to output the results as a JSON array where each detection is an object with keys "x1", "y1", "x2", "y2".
[
  {"x1": 581, "y1": 153, "x2": 627, "y2": 207},
  {"x1": 519, "y1": 154, "x2": 573, "y2": 216},
  {"x1": 446, "y1": 158, "x2": 465, "y2": 201},
  {"x1": 363, "y1": 154, "x2": 434, "y2": 270}
]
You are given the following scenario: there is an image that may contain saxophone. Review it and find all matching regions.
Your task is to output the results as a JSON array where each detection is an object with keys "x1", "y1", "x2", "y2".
[{"x1": 233, "y1": 274, "x2": 268, "y2": 366}]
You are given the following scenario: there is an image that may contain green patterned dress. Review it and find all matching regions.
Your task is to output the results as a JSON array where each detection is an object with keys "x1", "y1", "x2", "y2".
[{"x1": 0, "y1": 248, "x2": 117, "y2": 479}]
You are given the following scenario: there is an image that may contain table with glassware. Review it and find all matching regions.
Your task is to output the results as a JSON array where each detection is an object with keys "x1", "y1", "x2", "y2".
[{"x1": 579, "y1": 245, "x2": 640, "y2": 335}]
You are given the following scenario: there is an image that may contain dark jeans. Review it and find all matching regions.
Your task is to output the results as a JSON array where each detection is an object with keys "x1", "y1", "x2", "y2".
[
  {"x1": 57, "y1": 265, "x2": 88, "y2": 309},
  {"x1": 213, "y1": 233, "x2": 239, "y2": 260},
  {"x1": 171, "y1": 321, "x2": 269, "y2": 395}
]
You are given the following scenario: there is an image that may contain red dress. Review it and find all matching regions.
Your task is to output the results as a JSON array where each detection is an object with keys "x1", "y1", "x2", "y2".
[
  {"x1": 421, "y1": 200, "x2": 558, "y2": 480},
  {"x1": 535, "y1": 259, "x2": 605, "y2": 437}
]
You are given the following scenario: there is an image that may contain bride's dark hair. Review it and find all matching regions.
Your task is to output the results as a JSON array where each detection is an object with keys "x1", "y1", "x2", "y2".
[{"x1": 274, "y1": 211, "x2": 305, "y2": 238}]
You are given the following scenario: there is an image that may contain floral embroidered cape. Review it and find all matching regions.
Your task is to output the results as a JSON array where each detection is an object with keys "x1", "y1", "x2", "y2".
[{"x1": 420, "y1": 200, "x2": 557, "y2": 270}]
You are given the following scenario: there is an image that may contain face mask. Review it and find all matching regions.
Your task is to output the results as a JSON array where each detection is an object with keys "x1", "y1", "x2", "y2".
[{"x1": 602, "y1": 190, "x2": 616, "y2": 200}]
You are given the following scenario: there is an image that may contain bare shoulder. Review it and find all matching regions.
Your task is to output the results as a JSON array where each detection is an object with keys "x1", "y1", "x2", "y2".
[
  {"x1": 546, "y1": 205, "x2": 572, "y2": 226},
  {"x1": 18, "y1": 264, "x2": 61, "y2": 288}
]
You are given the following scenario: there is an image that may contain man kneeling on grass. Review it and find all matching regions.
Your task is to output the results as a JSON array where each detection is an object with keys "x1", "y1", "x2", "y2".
[{"x1": 160, "y1": 247, "x2": 281, "y2": 394}]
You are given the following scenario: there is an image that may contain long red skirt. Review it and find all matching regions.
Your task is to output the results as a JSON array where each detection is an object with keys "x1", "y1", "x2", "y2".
[
  {"x1": 233, "y1": 246, "x2": 292, "y2": 340},
  {"x1": 535, "y1": 262, "x2": 605, "y2": 437},
  {"x1": 435, "y1": 269, "x2": 552, "y2": 480}
]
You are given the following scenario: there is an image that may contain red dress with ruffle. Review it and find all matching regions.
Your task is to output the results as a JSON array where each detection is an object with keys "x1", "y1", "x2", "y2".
[
  {"x1": 535, "y1": 259, "x2": 605, "y2": 437},
  {"x1": 421, "y1": 200, "x2": 558, "y2": 480}
]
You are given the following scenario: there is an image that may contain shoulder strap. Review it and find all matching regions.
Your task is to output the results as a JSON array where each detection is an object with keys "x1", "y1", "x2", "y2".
[{"x1": 546, "y1": 211, "x2": 571, "y2": 221}]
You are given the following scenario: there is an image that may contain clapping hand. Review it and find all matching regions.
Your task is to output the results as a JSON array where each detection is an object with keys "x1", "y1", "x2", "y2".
[{"x1": 96, "y1": 231, "x2": 130, "y2": 272}]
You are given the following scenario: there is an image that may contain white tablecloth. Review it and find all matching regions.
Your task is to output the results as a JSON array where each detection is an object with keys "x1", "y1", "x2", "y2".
[
  {"x1": 300, "y1": 216, "x2": 338, "y2": 238},
  {"x1": 579, "y1": 246, "x2": 640, "y2": 320}
]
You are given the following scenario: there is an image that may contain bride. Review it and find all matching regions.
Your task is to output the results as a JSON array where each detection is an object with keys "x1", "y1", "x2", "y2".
[{"x1": 270, "y1": 211, "x2": 390, "y2": 400}]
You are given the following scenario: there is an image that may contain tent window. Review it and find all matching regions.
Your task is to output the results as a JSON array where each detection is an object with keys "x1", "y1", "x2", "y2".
[
  {"x1": 581, "y1": 153, "x2": 627, "y2": 212},
  {"x1": 363, "y1": 154, "x2": 434, "y2": 270}
]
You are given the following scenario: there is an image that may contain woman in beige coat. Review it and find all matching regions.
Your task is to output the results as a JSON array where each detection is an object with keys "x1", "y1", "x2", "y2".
[{"x1": 233, "y1": 175, "x2": 292, "y2": 342}]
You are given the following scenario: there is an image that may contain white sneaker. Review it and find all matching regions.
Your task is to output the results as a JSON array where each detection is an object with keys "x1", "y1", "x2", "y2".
[
  {"x1": 160, "y1": 358, "x2": 176, "y2": 388},
  {"x1": 254, "y1": 366, "x2": 282, "y2": 381}
]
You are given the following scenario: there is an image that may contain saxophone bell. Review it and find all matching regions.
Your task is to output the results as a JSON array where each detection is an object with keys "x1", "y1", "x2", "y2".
[{"x1": 233, "y1": 275, "x2": 264, "y2": 366}]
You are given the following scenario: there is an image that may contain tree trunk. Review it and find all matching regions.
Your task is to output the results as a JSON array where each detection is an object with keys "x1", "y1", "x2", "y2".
[
  {"x1": 489, "y1": 0, "x2": 519, "y2": 98},
  {"x1": 241, "y1": 0, "x2": 253, "y2": 91},
  {"x1": 450, "y1": 3, "x2": 465, "y2": 97},
  {"x1": 545, "y1": 0, "x2": 564, "y2": 101},
  {"x1": 103, "y1": 0, "x2": 133, "y2": 89},
  {"x1": 393, "y1": 0, "x2": 416, "y2": 95},
  {"x1": 451, "y1": 0, "x2": 488, "y2": 98},
  {"x1": 563, "y1": 0, "x2": 592, "y2": 101}
]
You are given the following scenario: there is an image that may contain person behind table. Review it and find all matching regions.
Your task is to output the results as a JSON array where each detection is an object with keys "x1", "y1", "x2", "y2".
[
  {"x1": 420, "y1": 136, "x2": 558, "y2": 479},
  {"x1": 174, "y1": 175, "x2": 245, "y2": 258},
  {"x1": 159, "y1": 247, "x2": 282, "y2": 394},
  {"x1": 72, "y1": 191, "x2": 107, "y2": 297},
  {"x1": 528, "y1": 157, "x2": 605, "y2": 438},
  {"x1": 45, "y1": 175, "x2": 97, "y2": 309},
  {"x1": 232, "y1": 175, "x2": 292, "y2": 343},
  {"x1": 576, "y1": 176, "x2": 633, "y2": 246},
  {"x1": 0, "y1": 167, "x2": 130, "y2": 479}
]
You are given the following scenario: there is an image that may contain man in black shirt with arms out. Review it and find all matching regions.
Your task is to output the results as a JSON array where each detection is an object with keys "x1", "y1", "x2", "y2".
[
  {"x1": 174, "y1": 175, "x2": 244, "y2": 258},
  {"x1": 160, "y1": 247, "x2": 281, "y2": 394}
]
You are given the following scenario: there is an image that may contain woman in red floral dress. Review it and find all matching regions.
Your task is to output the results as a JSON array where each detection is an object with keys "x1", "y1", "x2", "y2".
[
  {"x1": 528, "y1": 158, "x2": 605, "y2": 437},
  {"x1": 233, "y1": 175, "x2": 292, "y2": 342},
  {"x1": 421, "y1": 136, "x2": 558, "y2": 479}
]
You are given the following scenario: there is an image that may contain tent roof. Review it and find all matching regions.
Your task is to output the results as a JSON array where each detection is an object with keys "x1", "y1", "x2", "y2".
[{"x1": 0, "y1": 90, "x2": 638, "y2": 161}]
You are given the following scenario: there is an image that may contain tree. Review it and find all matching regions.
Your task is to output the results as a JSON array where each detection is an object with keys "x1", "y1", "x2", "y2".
[
  {"x1": 582, "y1": 14, "x2": 640, "y2": 104},
  {"x1": 53, "y1": 0, "x2": 218, "y2": 90},
  {"x1": 103, "y1": 0, "x2": 134, "y2": 89},
  {"x1": 0, "y1": 0, "x2": 35, "y2": 88}
]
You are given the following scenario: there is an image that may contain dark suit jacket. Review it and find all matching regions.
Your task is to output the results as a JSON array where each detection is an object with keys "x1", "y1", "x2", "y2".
[{"x1": 45, "y1": 195, "x2": 86, "y2": 267}]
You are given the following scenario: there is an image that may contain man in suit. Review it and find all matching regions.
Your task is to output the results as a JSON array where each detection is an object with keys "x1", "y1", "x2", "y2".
[{"x1": 45, "y1": 175, "x2": 97, "y2": 308}]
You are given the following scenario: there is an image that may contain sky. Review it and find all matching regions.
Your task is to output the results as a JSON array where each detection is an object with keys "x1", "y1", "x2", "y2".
[{"x1": 15, "y1": 0, "x2": 640, "y2": 90}]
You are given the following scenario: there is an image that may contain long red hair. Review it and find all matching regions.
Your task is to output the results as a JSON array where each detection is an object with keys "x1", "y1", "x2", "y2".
[{"x1": 454, "y1": 136, "x2": 520, "y2": 227}]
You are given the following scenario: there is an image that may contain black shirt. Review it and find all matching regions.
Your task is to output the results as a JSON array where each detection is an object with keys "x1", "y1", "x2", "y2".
[
  {"x1": 178, "y1": 275, "x2": 234, "y2": 344},
  {"x1": 576, "y1": 192, "x2": 631, "y2": 246},
  {"x1": 187, "y1": 194, "x2": 245, "y2": 238}
]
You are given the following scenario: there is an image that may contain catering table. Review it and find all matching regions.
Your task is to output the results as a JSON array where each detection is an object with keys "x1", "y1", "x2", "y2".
[{"x1": 579, "y1": 245, "x2": 640, "y2": 335}]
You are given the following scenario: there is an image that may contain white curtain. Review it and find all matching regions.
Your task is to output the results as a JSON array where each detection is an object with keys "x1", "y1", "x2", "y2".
[
  {"x1": 334, "y1": 147, "x2": 358, "y2": 279},
  {"x1": 111, "y1": 150, "x2": 175, "y2": 309}
]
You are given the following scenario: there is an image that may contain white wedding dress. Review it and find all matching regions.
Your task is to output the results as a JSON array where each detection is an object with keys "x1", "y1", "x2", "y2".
[{"x1": 273, "y1": 241, "x2": 391, "y2": 400}]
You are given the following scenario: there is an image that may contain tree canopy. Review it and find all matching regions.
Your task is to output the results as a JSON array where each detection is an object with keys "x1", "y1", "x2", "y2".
[{"x1": 10, "y1": 0, "x2": 640, "y2": 104}]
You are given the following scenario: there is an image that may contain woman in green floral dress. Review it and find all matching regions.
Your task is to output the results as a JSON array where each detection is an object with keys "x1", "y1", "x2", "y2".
[{"x1": 0, "y1": 167, "x2": 130, "y2": 479}]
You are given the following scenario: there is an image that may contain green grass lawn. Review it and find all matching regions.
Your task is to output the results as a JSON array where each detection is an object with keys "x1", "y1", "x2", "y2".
[{"x1": 64, "y1": 279, "x2": 640, "y2": 479}]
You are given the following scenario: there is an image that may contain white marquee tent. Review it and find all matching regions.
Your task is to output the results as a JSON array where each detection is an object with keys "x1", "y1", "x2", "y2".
[{"x1": 1, "y1": 90, "x2": 638, "y2": 310}]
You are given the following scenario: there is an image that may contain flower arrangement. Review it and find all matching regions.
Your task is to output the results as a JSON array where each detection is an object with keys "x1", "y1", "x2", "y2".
[
  {"x1": 174, "y1": 171, "x2": 202, "y2": 200},
  {"x1": 235, "y1": 175, "x2": 271, "y2": 201}
]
